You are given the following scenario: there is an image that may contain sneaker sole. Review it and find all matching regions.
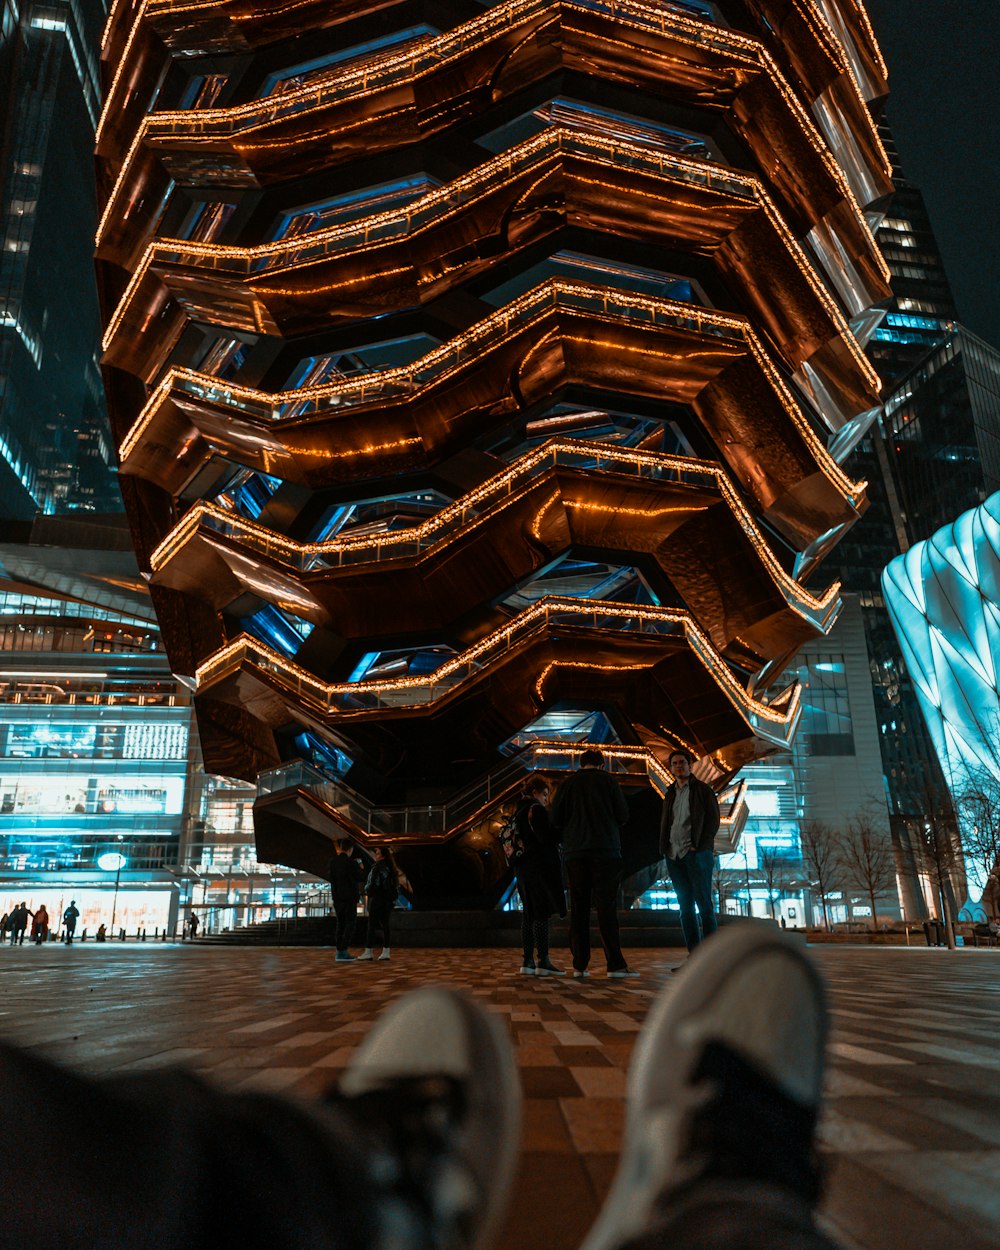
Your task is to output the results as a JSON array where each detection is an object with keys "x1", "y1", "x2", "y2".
[
  {"x1": 341, "y1": 987, "x2": 521, "y2": 1250},
  {"x1": 580, "y1": 926, "x2": 827, "y2": 1250}
]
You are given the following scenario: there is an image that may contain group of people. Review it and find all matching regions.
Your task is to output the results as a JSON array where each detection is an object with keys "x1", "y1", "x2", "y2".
[
  {"x1": 510, "y1": 746, "x2": 721, "y2": 977},
  {"x1": 325, "y1": 746, "x2": 722, "y2": 977},
  {"x1": 1, "y1": 900, "x2": 79, "y2": 945},
  {"x1": 328, "y1": 843, "x2": 411, "y2": 962}
]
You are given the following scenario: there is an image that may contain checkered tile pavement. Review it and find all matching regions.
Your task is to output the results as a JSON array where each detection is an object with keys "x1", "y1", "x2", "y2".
[{"x1": 0, "y1": 943, "x2": 998, "y2": 1250}]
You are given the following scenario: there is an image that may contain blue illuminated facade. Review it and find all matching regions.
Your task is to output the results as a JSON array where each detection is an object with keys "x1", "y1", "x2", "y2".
[{"x1": 883, "y1": 494, "x2": 1000, "y2": 915}]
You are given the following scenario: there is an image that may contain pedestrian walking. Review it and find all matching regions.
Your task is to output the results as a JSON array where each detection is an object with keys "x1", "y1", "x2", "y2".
[
  {"x1": 63, "y1": 901, "x2": 80, "y2": 945},
  {"x1": 8, "y1": 901, "x2": 30, "y2": 945},
  {"x1": 328, "y1": 839, "x2": 366, "y2": 961},
  {"x1": 513, "y1": 776, "x2": 566, "y2": 976},
  {"x1": 356, "y1": 848, "x2": 406, "y2": 962},
  {"x1": 0, "y1": 912, "x2": 8, "y2": 941},
  {"x1": 659, "y1": 748, "x2": 720, "y2": 956},
  {"x1": 550, "y1": 748, "x2": 637, "y2": 978},
  {"x1": 31, "y1": 905, "x2": 50, "y2": 945},
  {"x1": 186, "y1": 911, "x2": 200, "y2": 940}
]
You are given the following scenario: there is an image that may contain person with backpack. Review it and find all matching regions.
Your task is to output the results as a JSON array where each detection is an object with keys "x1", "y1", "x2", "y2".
[
  {"x1": 63, "y1": 901, "x2": 80, "y2": 945},
  {"x1": 356, "y1": 848, "x2": 407, "y2": 962},
  {"x1": 511, "y1": 776, "x2": 566, "y2": 976}
]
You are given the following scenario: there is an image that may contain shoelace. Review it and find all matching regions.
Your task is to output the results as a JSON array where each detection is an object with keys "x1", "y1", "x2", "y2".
[
  {"x1": 682, "y1": 1042, "x2": 823, "y2": 1204},
  {"x1": 326, "y1": 1075, "x2": 476, "y2": 1250}
]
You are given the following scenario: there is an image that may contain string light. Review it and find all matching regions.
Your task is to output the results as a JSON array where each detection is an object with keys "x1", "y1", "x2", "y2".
[{"x1": 195, "y1": 596, "x2": 803, "y2": 742}]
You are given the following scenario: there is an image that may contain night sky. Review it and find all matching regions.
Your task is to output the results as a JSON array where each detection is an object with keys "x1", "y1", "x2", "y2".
[{"x1": 864, "y1": 1, "x2": 1000, "y2": 351}]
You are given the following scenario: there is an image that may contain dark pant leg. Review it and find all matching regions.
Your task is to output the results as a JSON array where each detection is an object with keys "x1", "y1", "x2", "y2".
[
  {"x1": 367, "y1": 900, "x2": 390, "y2": 949},
  {"x1": 565, "y1": 858, "x2": 593, "y2": 972},
  {"x1": 519, "y1": 885, "x2": 536, "y2": 961},
  {"x1": 333, "y1": 895, "x2": 355, "y2": 952},
  {"x1": 592, "y1": 859, "x2": 625, "y2": 972},
  {"x1": 689, "y1": 849, "x2": 718, "y2": 940},
  {"x1": 534, "y1": 918, "x2": 550, "y2": 962},
  {"x1": 619, "y1": 1184, "x2": 841, "y2": 1250},
  {"x1": 666, "y1": 855, "x2": 701, "y2": 951}
]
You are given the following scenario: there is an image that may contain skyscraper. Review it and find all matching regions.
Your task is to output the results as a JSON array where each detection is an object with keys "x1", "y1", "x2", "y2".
[
  {"x1": 0, "y1": 0, "x2": 120, "y2": 516},
  {"x1": 97, "y1": 0, "x2": 891, "y2": 900}
]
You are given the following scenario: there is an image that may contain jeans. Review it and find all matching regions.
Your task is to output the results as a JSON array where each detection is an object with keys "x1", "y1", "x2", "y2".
[
  {"x1": 565, "y1": 856, "x2": 625, "y2": 972},
  {"x1": 333, "y1": 894, "x2": 357, "y2": 952},
  {"x1": 666, "y1": 849, "x2": 717, "y2": 952}
]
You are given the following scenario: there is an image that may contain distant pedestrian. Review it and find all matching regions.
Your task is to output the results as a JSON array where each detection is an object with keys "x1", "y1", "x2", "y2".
[
  {"x1": 357, "y1": 848, "x2": 405, "y2": 962},
  {"x1": 186, "y1": 911, "x2": 200, "y2": 940},
  {"x1": 8, "y1": 902, "x2": 30, "y2": 945},
  {"x1": 95, "y1": 924, "x2": 107, "y2": 942},
  {"x1": 63, "y1": 901, "x2": 80, "y2": 945},
  {"x1": 513, "y1": 777, "x2": 566, "y2": 976},
  {"x1": 660, "y1": 749, "x2": 720, "y2": 955},
  {"x1": 551, "y1": 748, "x2": 637, "y2": 979},
  {"x1": 31, "y1": 905, "x2": 50, "y2": 945},
  {"x1": 0, "y1": 912, "x2": 8, "y2": 941},
  {"x1": 328, "y1": 840, "x2": 365, "y2": 962}
]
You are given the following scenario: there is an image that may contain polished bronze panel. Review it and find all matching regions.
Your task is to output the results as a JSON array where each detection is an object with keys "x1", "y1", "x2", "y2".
[
  {"x1": 148, "y1": 441, "x2": 841, "y2": 664},
  {"x1": 97, "y1": 0, "x2": 887, "y2": 310},
  {"x1": 120, "y1": 283, "x2": 864, "y2": 554}
]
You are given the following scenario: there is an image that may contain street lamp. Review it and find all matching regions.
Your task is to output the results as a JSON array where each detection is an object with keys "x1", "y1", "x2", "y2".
[{"x1": 98, "y1": 849, "x2": 128, "y2": 932}]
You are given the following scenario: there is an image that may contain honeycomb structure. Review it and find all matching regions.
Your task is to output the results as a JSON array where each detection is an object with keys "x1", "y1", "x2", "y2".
[{"x1": 97, "y1": 0, "x2": 891, "y2": 901}]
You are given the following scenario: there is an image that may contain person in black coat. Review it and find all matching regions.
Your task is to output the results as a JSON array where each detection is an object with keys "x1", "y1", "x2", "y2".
[
  {"x1": 328, "y1": 840, "x2": 366, "y2": 961},
  {"x1": 514, "y1": 777, "x2": 566, "y2": 976},
  {"x1": 357, "y1": 848, "x2": 408, "y2": 963}
]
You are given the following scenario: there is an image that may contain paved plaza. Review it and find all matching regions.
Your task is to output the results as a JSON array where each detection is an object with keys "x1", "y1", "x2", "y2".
[{"x1": 0, "y1": 944, "x2": 997, "y2": 1250}]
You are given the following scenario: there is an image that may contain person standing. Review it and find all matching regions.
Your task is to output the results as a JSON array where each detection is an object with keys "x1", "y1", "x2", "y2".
[
  {"x1": 186, "y1": 911, "x2": 200, "y2": 940},
  {"x1": 356, "y1": 848, "x2": 404, "y2": 962},
  {"x1": 63, "y1": 901, "x2": 80, "y2": 945},
  {"x1": 9, "y1": 901, "x2": 30, "y2": 945},
  {"x1": 659, "y1": 748, "x2": 720, "y2": 954},
  {"x1": 551, "y1": 748, "x2": 637, "y2": 979},
  {"x1": 31, "y1": 905, "x2": 50, "y2": 945},
  {"x1": 328, "y1": 840, "x2": 365, "y2": 962},
  {"x1": 513, "y1": 777, "x2": 566, "y2": 976}
]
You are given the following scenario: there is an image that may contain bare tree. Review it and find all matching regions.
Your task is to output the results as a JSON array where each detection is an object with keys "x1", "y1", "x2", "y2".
[
  {"x1": 757, "y1": 836, "x2": 787, "y2": 921},
  {"x1": 839, "y1": 811, "x2": 896, "y2": 930},
  {"x1": 909, "y1": 777, "x2": 964, "y2": 950},
  {"x1": 799, "y1": 819, "x2": 841, "y2": 930},
  {"x1": 956, "y1": 766, "x2": 1000, "y2": 911}
]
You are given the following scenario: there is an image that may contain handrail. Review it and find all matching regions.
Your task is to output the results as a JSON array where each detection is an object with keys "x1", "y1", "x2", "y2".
[
  {"x1": 256, "y1": 743, "x2": 750, "y2": 845},
  {"x1": 122, "y1": 278, "x2": 865, "y2": 506},
  {"x1": 103, "y1": 125, "x2": 878, "y2": 406},
  {"x1": 150, "y1": 434, "x2": 841, "y2": 633},
  {"x1": 204, "y1": 595, "x2": 801, "y2": 743}
]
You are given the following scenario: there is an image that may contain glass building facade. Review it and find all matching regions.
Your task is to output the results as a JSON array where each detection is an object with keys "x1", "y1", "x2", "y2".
[
  {"x1": 0, "y1": 0, "x2": 120, "y2": 515},
  {"x1": 883, "y1": 493, "x2": 1000, "y2": 915}
]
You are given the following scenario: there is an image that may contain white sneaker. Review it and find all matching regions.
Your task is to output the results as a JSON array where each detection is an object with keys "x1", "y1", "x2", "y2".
[
  {"x1": 378, "y1": 949, "x2": 391, "y2": 961},
  {"x1": 572, "y1": 969, "x2": 590, "y2": 979},
  {"x1": 356, "y1": 949, "x2": 374, "y2": 961},
  {"x1": 580, "y1": 925, "x2": 828, "y2": 1250},
  {"x1": 339, "y1": 987, "x2": 521, "y2": 1250},
  {"x1": 518, "y1": 964, "x2": 536, "y2": 976}
]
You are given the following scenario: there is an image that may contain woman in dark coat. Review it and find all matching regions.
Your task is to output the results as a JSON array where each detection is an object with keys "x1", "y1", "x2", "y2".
[{"x1": 515, "y1": 776, "x2": 567, "y2": 976}]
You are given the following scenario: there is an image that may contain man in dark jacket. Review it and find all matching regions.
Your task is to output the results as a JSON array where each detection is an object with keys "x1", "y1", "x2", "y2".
[
  {"x1": 328, "y1": 840, "x2": 366, "y2": 961},
  {"x1": 660, "y1": 749, "x2": 720, "y2": 952},
  {"x1": 550, "y1": 749, "x2": 637, "y2": 978}
]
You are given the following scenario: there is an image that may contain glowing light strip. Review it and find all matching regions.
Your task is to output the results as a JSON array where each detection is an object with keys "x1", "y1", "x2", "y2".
[
  {"x1": 102, "y1": 127, "x2": 879, "y2": 402},
  {"x1": 95, "y1": 0, "x2": 884, "y2": 284},
  {"x1": 119, "y1": 277, "x2": 864, "y2": 503},
  {"x1": 97, "y1": 0, "x2": 149, "y2": 143},
  {"x1": 150, "y1": 436, "x2": 842, "y2": 629},
  {"x1": 195, "y1": 596, "x2": 803, "y2": 737}
]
